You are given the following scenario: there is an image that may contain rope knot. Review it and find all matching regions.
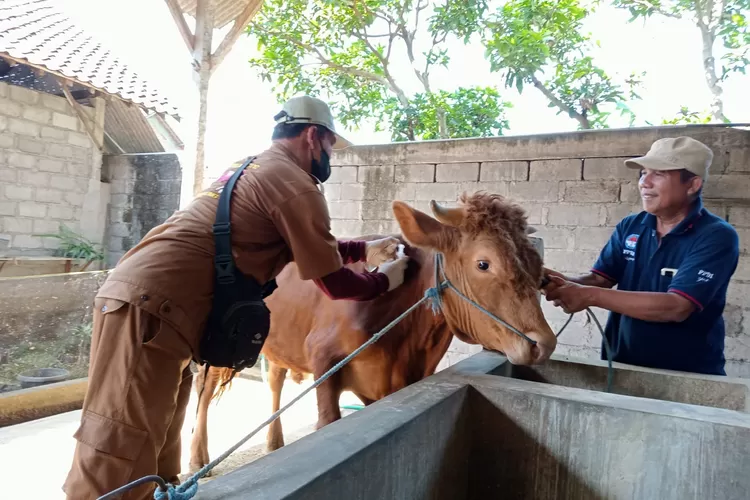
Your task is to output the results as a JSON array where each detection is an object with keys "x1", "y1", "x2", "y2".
[
  {"x1": 424, "y1": 285, "x2": 442, "y2": 315},
  {"x1": 153, "y1": 479, "x2": 198, "y2": 500}
]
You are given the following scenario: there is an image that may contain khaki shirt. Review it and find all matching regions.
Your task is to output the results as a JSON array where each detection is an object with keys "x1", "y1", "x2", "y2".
[{"x1": 97, "y1": 141, "x2": 344, "y2": 357}]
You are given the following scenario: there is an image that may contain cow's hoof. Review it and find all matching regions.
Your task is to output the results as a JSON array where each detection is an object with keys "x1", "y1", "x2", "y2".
[
  {"x1": 266, "y1": 439, "x2": 285, "y2": 452},
  {"x1": 188, "y1": 462, "x2": 212, "y2": 477}
]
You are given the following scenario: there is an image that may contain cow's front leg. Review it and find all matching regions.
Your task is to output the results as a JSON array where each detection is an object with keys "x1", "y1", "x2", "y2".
[
  {"x1": 189, "y1": 365, "x2": 219, "y2": 474},
  {"x1": 313, "y1": 367, "x2": 342, "y2": 430},
  {"x1": 266, "y1": 362, "x2": 288, "y2": 452}
]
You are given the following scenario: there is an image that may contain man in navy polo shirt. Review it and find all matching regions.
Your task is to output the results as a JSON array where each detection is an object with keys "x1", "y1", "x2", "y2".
[{"x1": 542, "y1": 136, "x2": 740, "y2": 375}]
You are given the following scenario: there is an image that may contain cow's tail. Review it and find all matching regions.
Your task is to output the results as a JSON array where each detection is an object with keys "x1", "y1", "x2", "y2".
[{"x1": 212, "y1": 367, "x2": 238, "y2": 401}]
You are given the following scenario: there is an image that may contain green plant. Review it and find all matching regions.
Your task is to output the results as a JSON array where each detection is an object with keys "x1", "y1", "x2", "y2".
[{"x1": 38, "y1": 225, "x2": 105, "y2": 263}]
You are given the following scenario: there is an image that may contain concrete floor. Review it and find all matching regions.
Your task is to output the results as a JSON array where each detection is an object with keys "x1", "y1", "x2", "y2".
[{"x1": 0, "y1": 376, "x2": 360, "y2": 499}]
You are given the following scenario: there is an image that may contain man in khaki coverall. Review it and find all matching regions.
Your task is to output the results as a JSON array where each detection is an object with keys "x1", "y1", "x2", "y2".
[{"x1": 63, "y1": 96, "x2": 410, "y2": 499}]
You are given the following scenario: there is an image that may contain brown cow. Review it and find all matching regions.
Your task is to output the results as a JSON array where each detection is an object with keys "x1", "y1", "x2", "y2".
[{"x1": 188, "y1": 192, "x2": 556, "y2": 473}]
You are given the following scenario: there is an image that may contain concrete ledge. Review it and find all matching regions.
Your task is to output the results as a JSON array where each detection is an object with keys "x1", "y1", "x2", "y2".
[{"x1": 0, "y1": 377, "x2": 87, "y2": 427}]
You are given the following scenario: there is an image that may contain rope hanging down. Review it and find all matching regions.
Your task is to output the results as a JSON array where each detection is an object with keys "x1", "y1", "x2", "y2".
[{"x1": 97, "y1": 252, "x2": 612, "y2": 500}]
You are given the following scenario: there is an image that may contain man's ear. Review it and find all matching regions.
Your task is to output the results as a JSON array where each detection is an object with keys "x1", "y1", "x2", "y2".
[
  {"x1": 688, "y1": 176, "x2": 704, "y2": 197},
  {"x1": 392, "y1": 200, "x2": 451, "y2": 250}
]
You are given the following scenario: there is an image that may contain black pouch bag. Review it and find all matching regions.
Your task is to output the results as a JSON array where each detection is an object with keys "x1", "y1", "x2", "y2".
[{"x1": 199, "y1": 157, "x2": 278, "y2": 371}]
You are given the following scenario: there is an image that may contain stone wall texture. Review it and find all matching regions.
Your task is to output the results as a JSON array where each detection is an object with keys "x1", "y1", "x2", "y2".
[
  {"x1": 328, "y1": 126, "x2": 750, "y2": 378},
  {"x1": 0, "y1": 82, "x2": 106, "y2": 256},
  {"x1": 103, "y1": 154, "x2": 182, "y2": 266}
]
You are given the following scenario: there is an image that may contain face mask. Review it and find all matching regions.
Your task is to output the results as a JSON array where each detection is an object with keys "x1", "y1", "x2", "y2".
[{"x1": 311, "y1": 139, "x2": 331, "y2": 183}]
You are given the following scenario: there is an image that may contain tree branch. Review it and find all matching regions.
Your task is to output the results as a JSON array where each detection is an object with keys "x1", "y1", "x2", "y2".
[
  {"x1": 211, "y1": 0, "x2": 262, "y2": 74},
  {"x1": 531, "y1": 74, "x2": 591, "y2": 129}
]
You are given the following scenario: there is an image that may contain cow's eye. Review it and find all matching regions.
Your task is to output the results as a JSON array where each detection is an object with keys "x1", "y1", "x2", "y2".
[{"x1": 477, "y1": 261, "x2": 490, "y2": 272}]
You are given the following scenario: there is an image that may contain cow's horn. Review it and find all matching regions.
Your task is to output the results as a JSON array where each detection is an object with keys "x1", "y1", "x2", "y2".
[
  {"x1": 430, "y1": 200, "x2": 464, "y2": 227},
  {"x1": 526, "y1": 225, "x2": 538, "y2": 235}
]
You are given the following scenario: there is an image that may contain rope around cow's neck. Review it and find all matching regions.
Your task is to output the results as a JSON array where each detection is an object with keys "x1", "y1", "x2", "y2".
[{"x1": 96, "y1": 252, "x2": 612, "y2": 500}]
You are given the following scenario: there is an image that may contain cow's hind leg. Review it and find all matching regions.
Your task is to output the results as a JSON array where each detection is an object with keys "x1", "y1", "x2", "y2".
[
  {"x1": 188, "y1": 365, "x2": 219, "y2": 474},
  {"x1": 265, "y1": 362, "x2": 288, "y2": 452},
  {"x1": 313, "y1": 367, "x2": 342, "y2": 430}
]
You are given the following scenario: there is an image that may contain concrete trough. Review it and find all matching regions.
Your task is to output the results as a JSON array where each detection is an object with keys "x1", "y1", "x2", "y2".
[{"x1": 196, "y1": 352, "x2": 750, "y2": 500}]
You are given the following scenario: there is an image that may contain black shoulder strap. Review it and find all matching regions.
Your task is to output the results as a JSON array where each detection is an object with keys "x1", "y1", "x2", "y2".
[{"x1": 213, "y1": 156, "x2": 256, "y2": 285}]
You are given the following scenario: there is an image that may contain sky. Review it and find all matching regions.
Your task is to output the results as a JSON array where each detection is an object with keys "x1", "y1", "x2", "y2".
[{"x1": 58, "y1": 0, "x2": 749, "y2": 206}]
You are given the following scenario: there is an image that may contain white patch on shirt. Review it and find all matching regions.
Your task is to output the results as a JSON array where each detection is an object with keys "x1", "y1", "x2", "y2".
[{"x1": 697, "y1": 269, "x2": 714, "y2": 283}]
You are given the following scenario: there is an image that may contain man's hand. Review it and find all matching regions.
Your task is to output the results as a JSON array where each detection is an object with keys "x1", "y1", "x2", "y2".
[
  {"x1": 543, "y1": 275, "x2": 595, "y2": 314},
  {"x1": 541, "y1": 267, "x2": 566, "y2": 294},
  {"x1": 365, "y1": 237, "x2": 400, "y2": 267},
  {"x1": 378, "y1": 255, "x2": 410, "y2": 292}
]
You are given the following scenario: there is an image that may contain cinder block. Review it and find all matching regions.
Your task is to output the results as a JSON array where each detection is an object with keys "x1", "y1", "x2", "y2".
[
  {"x1": 12, "y1": 235, "x2": 43, "y2": 249},
  {"x1": 0, "y1": 98, "x2": 22, "y2": 117},
  {"x1": 52, "y1": 112, "x2": 78, "y2": 131},
  {"x1": 38, "y1": 158, "x2": 65, "y2": 173},
  {"x1": 5, "y1": 185, "x2": 33, "y2": 201},
  {"x1": 734, "y1": 256, "x2": 750, "y2": 281},
  {"x1": 0, "y1": 133, "x2": 13, "y2": 149},
  {"x1": 395, "y1": 163, "x2": 434, "y2": 183},
  {"x1": 340, "y1": 184, "x2": 365, "y2": 201},
  {"x1": 49, "y1": 175, "x2": 77, "y2": 191},
  {"x1": 17, "y1": 137, "x2": 46, "y2": 155},
  {"x1": 8, "y1": 152, "x2": 37, "y2": 169},
  {"x1": 574, "y1": 227, "x2": 614, "y2": 252},
  {"x1": 583, "y1": 157, "x2": 635, "y2": 180},
  {"x1": 736, "y1": 228, "x2": 750, "y2": 254},
  {"x1": 704, "y1": 175, "x2": 750, "y2": 201},
  {"x1": 619, "y1": 181, "x2": 640, "y2": 203},
  {"x1": 415, "y1": 183, "x2": 459, "y2": 201},
  {"x1": 0, "y1": 202, "x2": 15, "y2": 216},
  {"x1": 728, "y1": 207, "x2": 750, "y2": 227},
  {"x1": 604, "y1": 203, "x2": 637, "y2": 225},
  {"x1": 520, "y1": 203, "x2": 543, "y2": 225},
  {"x1": 435, "y1": 162, "x2": 479, "y2": 182},
  {"x1": 41, "y1": 94, "x2": 70, "y2": 113},
  {"x1": 41, "y1": 126, "x2": 67, "y2": 141},
  {"x1": 330, "y1": 219, "x2": 363, "y2": 237},
  {"x1": 18, "y1": 202, "x2": 47, "y2": 218},
  {"x1": 49, "y1": 205, "x2": 74, "y2": 220},
  {"x1": 64, "y1": 191, "x2": 85, "y2": 206},
  {"x1": 327, "y1": 201, "x2": 361, "y2": 219},
  {"x1": 0, "y1": 83, "x2": 7, "y2": 98},
  {"x1": 67, "y1": 132, "x2": 91, "y2": 148},
  {"x1": 33, "y1": 219, "x2": 61, "y2": 234},
  {"x1": 469, "y1": 181, "x2": 508, "y2": 197},
  {"x1": 727, "y1": 149, "x2": 750, "y2": 173},
  {"x1": 529, "y1": 159, "x2": 581, "y2": 180},
  {"x1": 48, "y1": 144, "x2": 73, "y2": 159},
  {"x1": 66, "y1": 161, "x2": 90, "y2": 177},
  {"x1": 361, "y1": 219, "x2": 396, "y2": 235},
  {"x1": 328, "y1": 166, "x2": 357, "y2": 183},
  {"x1": 560, "y1": 180, "x2": 620, "y2": 203},
  {"x1": 543, "y1": 249, "x2": 600, "y2": 274},
  {"x1": 546, "y1": 204, "x2": 603, "y2": 226},
  {"x1": 323, "y1": 183, "x2": 341, "y2": 201},
  {"x1": 36, "y1": 188, "x2": 64, "y2": 203},
  {"x1": 480, "y1": 161, "x2": 528, "y2": 181},
  {"x1": 9, "y1": 119, "x2": 40, "y2": 137},
  {"x1": 361, "y1": 201, "x2": 394, "y2": 220},
  {"x1": 536, "y1": 227, "x2": 574, "y2": 249},
  {"x1": 507, "y1": 181, "x2": 559, "y2": 202},
  {"x1": 3, "y1": 217, "x2": 33, "y2": 233},
  {"x1": 10, "y1": 86, "x2": 39, "y2": 105},
  {"x1": 394, "y1": 182, "x2": 417, "y2": 201},
  {"x1": 22, "y1": 107, "x2": 51, "y2": 125},
  {"x1": 20, "y1": 171, "x2": 49, "y2": 187},
  {"x1": 358, "y1": 164, "x2": 394, "y2": 183},
  {"x1": 0, "y1": 168, "x2": 17, "y2": 183},
  {"x1": 109, "y1": 223, "x2": 131, "y2": 238}
]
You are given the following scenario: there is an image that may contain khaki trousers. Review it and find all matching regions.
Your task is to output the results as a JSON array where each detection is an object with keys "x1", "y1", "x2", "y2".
[{"x1": 63, "y1": 297, "x2": 194, "y2": 500}]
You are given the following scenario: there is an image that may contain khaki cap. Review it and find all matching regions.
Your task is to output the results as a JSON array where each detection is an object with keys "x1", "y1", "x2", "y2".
[
  {"x1": 273, "y1": 95, "x2": 353, "y2": 150},
  {"x1": 624, "y1": 136, "x2": 713, "y2": 179}
]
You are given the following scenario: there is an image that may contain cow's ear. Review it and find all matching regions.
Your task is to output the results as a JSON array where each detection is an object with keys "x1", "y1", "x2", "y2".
[{"x1": 392, "y1": 200, "x2": 449, "y2": 250}]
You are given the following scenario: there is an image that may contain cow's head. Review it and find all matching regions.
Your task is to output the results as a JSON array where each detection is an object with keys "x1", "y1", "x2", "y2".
[{"x1": 392, "y1": 192, "x2": 556, "y2": 365}]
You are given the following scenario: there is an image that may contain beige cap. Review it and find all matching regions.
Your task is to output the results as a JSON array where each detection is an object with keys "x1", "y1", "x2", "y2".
[
  {"x1": 624, "y1": 136, "x2": 713, "y2": 179},
  {"x1": 273, "y1": 95, "x2": 353, "y2": 150}
]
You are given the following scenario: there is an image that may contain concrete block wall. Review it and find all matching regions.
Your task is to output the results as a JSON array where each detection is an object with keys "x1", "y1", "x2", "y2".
[
  {"x1": 103, "y1": 154, "x2": 182, "y2": 267},
  {"x1": 328, "y1": 126, "x2": 750, "y2": 377},
  {"x1": 0, "y1": 82, "x2": 107, "y2": 256}
]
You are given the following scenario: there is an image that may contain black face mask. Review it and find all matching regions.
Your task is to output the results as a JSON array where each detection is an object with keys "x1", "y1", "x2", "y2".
[{"x1": 311, "y1": 141, "x2": 331, "y2": 183}]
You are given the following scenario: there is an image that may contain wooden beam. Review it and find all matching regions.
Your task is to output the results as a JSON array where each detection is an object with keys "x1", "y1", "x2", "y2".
[
  {"x1": 59, "y1": 79, "x2": 106, "y2": 153},
  {"x1": 163, "y1": 0, "x2": 195, "y2": 56},
  {"x1": 211, "y1": 0, "x2": 263, "y2": 74},
  {"x1": 192, "y1": 0, "x2": 214, "y2": 195}
]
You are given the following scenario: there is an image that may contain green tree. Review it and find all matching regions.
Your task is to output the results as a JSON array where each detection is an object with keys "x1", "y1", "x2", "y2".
[
  {"x1": 660, "y1": 106, "x2": 713, "y2": 124},
  {"x1": 246, "y1": 0, "x2": 512, "y2": 142},
  {"x1": 613, "y1": 0, "x2": 750, "y2": 123},
  {"x1": 432, "y1": 0, "x2": 644, "y2": 129}
]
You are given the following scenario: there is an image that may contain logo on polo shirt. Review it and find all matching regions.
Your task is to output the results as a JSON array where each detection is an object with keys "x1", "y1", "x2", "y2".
[{"x1": 625, "y1": 234, "x2": 639, "y2": 250}]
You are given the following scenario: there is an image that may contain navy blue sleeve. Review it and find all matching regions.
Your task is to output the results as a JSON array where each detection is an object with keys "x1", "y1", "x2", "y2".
[
  {"x1": 667, "y1": 225, "x2": 740, "y2": 311},
  {"x1": 591, "y1": 222, "x2": 626, "y2": 284}
]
